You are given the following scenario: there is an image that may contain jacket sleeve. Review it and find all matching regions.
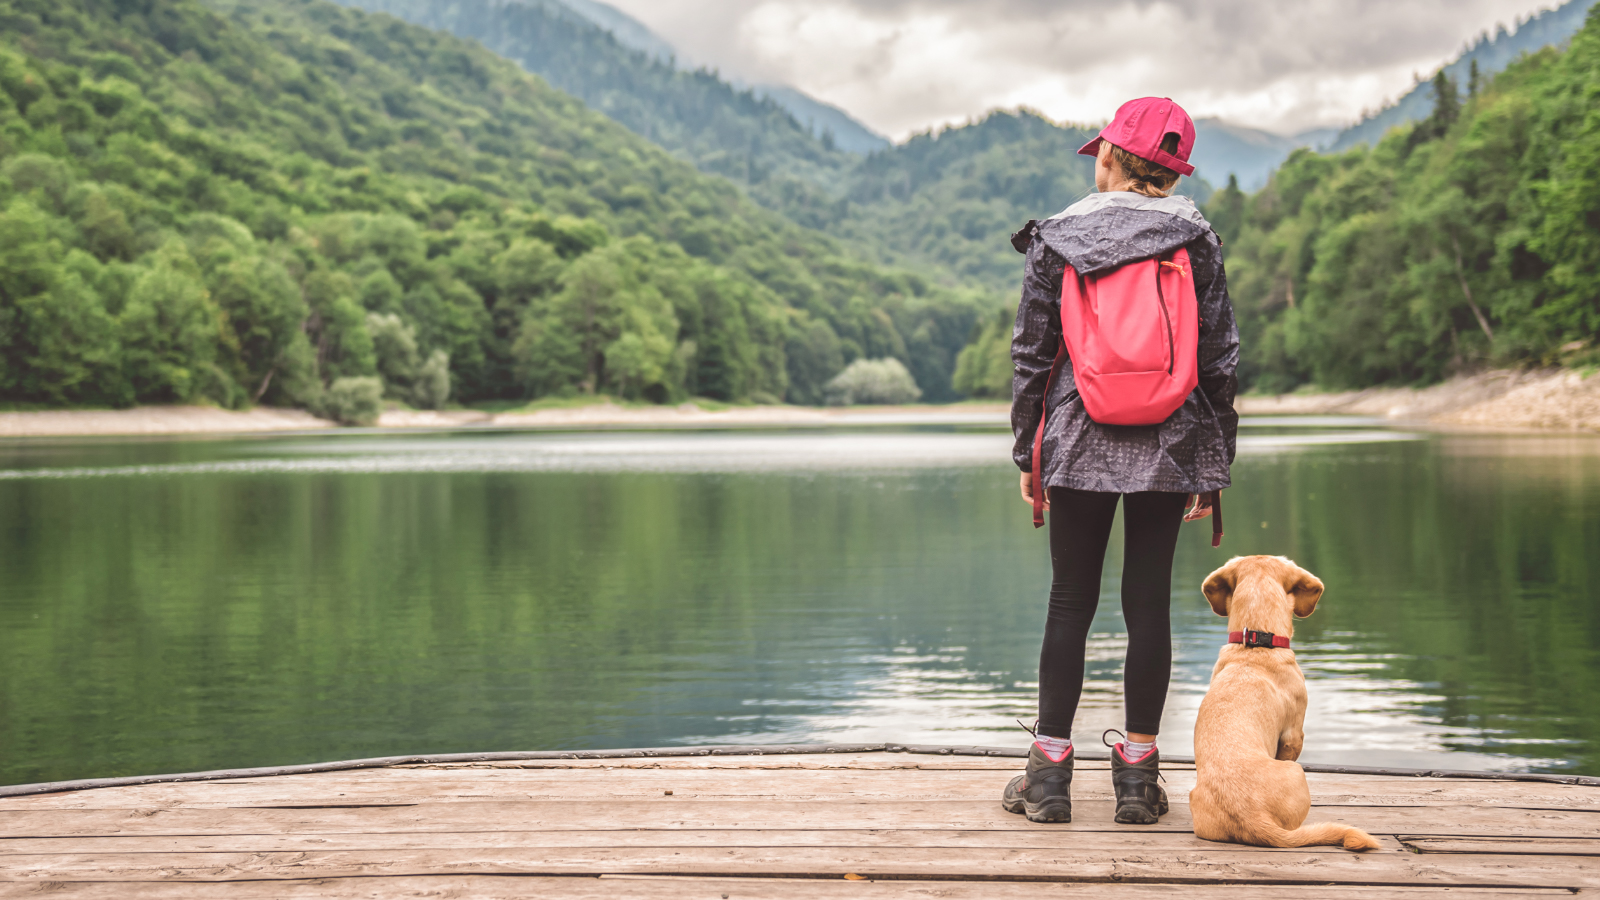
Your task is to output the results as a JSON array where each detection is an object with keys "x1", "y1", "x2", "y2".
[
  {"x1": 1010, "y1": 233, "x2": 1066, "y2": 471},
  {"x1": 1190, "y1": 232, "x2": 1240, "y2": 463}
]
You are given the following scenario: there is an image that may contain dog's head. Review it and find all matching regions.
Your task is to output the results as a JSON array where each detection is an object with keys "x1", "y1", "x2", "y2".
[{"x1": 1201, "y1": 555, "x2": 1323, "y2": 620}]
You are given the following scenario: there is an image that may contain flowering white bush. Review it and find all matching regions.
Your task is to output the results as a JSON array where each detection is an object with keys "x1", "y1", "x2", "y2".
[{"x1": 824, "y1": 358, "x2": 922, "y2": 406}]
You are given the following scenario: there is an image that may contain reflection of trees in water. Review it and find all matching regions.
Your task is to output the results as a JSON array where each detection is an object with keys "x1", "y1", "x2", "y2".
[
  {"x1": 0, "y1": 462, "x2": 1044, "y2": 783},
  {"x1": 3, "y1": 433, "x2": 1597, "y2": 785}
]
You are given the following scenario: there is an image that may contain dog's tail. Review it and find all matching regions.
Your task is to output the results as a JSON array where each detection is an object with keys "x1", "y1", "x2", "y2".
[{"x1": 1257, "y1": 821, "x2": 1381, "y2": 852}]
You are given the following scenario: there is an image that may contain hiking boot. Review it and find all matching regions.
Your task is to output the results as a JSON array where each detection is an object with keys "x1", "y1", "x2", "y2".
[
  {"x1": 1110, "y1": 743, "x2": 1169, "y2": 824},
  {"x1": 1002, "y1": 743, "x2": 1074, "y2": 823}
]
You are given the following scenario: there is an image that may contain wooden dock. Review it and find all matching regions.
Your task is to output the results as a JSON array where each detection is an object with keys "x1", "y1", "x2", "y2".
[{"x1": 1, "y1": 746, "x2": 1596, "y2": 897}]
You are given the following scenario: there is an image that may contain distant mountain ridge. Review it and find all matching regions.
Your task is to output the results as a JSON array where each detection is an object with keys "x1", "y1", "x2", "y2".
[
  {"x1": 750, "y1": 85, "x2": 890, "y2": 155},
  {"x1": 543, "y1": 0, "x2": 889, "y2": 153},
  {"x1": 549, "y1": 0, "x2": 676, "y2": 62},
  {"x1": 1329, "y1": 0, "x2": 1600, "y2": 151},
  {"x1": 1189, "y1": 120, "x2": 1337, "y2": 191}
]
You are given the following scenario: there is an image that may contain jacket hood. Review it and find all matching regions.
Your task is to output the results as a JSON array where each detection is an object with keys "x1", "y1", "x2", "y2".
[{"x1": 1019, "y1": 192, "x2": 1212, "y2": 277}]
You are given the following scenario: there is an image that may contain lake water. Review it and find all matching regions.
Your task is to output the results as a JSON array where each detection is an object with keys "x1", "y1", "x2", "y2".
[{"x1": 2, "y1": 419, "x2": 1597, "y2": 786}]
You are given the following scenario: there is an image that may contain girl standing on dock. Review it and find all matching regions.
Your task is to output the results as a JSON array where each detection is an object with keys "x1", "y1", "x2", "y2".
[{"x1": 1002, "y1": 97, "x2": 1240, "y2": 825}]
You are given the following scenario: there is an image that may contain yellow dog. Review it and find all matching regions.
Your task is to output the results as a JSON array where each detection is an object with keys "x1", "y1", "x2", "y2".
[{"x1": 1190, "y1": 556, "x2": 1380, "y2": 851}]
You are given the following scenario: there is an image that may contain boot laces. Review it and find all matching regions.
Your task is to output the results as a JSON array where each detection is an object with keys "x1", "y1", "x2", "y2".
[{"x1": 1102, "y1": 729, "x2": 1165, "y2": 783}]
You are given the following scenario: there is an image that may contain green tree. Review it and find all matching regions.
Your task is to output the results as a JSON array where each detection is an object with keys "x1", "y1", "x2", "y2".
[
  {"x1": 367, "y1": 312, "x2": 421, "y2": 399},
  {"x1": 951, "y1": 305, "x2": 1014, "y2": 399},
  {"x1": 1207, "y1": 10, "x2": 1600, "y2": 391},
  {"x1": 303, "y1": 271, "x2": 378, "y2": 383},
  {"x1": 118, "y1": 240, "x2": 238, "y2": 405},
  {"x1": 784, "y1": 317, "x2": 845, "y2": 405},
  {"x1": 516, "y1": 239, "x2": 680, "y2": 399},
  {"x1": 1208, "y1": 174, "x2": 1247, "y2": 247}
]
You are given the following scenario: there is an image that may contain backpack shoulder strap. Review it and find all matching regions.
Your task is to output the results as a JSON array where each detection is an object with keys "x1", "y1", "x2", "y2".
[
  {"x1": 1209, "y1": 489, "x2": 1224, "y2": 547},
  {"x1": 1030, "y1": 342, "x2": 1067, "y2": 528}
]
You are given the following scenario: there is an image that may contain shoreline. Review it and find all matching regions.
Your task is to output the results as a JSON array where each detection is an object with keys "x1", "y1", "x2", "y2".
[
  {"x1": 0, "y1": 402, "x2": 1014, "y2": 439},
  {"x1": 1, "y1": 369, "x2": 1596, "y2": 439}
]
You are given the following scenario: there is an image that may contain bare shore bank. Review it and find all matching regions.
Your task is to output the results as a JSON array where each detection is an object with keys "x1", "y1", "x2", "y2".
[
  {"x1": 1, "y1": 368, "x2": 1596, "y2": 438},
  {"x1": 1237, "y1": 368, "x2": 1600, "y2": 432}
]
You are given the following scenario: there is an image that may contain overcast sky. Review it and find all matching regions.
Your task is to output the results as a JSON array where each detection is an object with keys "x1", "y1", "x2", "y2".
[{"x1": 597, "y1": 0, "x2": 1563, "y2": 138}]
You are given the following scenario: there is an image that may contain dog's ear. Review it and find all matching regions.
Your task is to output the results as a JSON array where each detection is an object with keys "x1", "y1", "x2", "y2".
[
  {"x1": 1285, "y1": 563, "x2": 1324, "y2": 618},
  {"x1": 1201, "y1": 559, "x2": 1240, "y2": 617}
]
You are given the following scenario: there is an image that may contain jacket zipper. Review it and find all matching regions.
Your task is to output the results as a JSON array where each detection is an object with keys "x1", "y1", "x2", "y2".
[{"x1": 1155, "y1": 262, "x2": 1175, "y2": 375}]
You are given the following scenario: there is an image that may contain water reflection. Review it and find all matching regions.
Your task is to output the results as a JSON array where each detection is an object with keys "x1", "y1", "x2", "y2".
[
  {"x1": 0, "y1": 427, "x2": 1422, "y2": 479},
  {"x1": 0, "y1": 419, "x2": 1596, "y2": 785}
]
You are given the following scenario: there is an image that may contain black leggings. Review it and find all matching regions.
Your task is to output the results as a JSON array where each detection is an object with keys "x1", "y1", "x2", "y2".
[{"x1": 1037, "y1": 487, "x2": 1187, "y2": 739}]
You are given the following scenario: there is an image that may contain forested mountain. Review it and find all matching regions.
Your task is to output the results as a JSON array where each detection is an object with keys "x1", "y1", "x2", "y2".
[
  {"x1": 832, "y1": 111, "x2": 1217, "y2": 293},
  {"x1": 0, "y1": 0, "x2": 991, "y2": 413},
  {"x1": 333, "y1": 0, "x2": 861, "y2": 218},
  {"x1": 828, "y1": 111, "x2": 1101, "y2": 290},
  {"x1": 332, "y1": 0, "x2": 1217, "y2": 298},
  {"x1": 1330, "y1": 0, "x2": 1599, "y2": 152},
  {"x1": 1206, "y1": 7, "x2": 1600, "y2": 391}
]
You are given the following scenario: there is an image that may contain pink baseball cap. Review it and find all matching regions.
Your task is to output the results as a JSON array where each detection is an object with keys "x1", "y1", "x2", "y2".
[{"x1": 1077, "y1": 97, "x2": 1196, "y2": 177}]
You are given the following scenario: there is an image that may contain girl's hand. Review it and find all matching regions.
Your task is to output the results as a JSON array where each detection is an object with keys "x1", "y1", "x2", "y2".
[
  {"x1": 1183, "y1": 493, "x2": 1212, "y2": 522},
  {"x1": 1020, "y1": 472, "x2": 1049, "y2": 510}
]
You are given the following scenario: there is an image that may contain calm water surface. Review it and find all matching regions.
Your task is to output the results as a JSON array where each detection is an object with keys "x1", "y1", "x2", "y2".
[{"x1": 2, "y1": 420, "x2": 1597, "y2": 785}]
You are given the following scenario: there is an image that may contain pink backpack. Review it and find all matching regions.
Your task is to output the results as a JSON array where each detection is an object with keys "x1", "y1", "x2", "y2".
[
  {"x1": 1030, "y1": 248, "x2": 1222, "y2": 543},
  {"x1": 1062, "y1": 248, "x2": 1199, "y2": 424}
]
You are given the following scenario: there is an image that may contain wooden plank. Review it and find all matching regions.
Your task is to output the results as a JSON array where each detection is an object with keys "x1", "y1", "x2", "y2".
[
  {"x1": 2, "y1": 800, "x2": 1595, "y2": 838},
  {"x1": 6, "y1": 754, "x2": 1595, "y2": 895},
  {"x1": 7, "y1": 769, "x2": 1591, "y2": 812},
  {"x1": 0, "y1": 875, "x2": 1578, "y2": 900},
  {"x1": 1, "y1": 845, "x2": 1595, "y2": 888},
  {"x1": 0, "y1": 828, "x2": 1409, "y2": 854},
  {"x1": 1403, "y1": 835, "x2": 1600, "y2": 856}
]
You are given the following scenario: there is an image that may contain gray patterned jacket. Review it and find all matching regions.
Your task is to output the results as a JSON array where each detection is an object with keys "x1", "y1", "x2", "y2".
[{"x1": 1009, "y1": 192, "x2": 1239, "y2": 494}]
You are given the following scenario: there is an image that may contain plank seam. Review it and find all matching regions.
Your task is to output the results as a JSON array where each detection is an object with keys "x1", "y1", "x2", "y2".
[
  {"x1": 0, "y1": 871, "x2": 1582, "y2": 889},
  {"x1": 4, "y1": 743, "x2": 1595, "y2": 799}
]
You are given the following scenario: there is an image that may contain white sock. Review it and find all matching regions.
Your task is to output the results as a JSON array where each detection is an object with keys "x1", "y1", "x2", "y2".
[
  {"x1": 1123, "y1": 738, "x2": 1156, "y2": 759},
  {"x1": 1034, "y1": 734, "x2": 1072, "y2": 761}
]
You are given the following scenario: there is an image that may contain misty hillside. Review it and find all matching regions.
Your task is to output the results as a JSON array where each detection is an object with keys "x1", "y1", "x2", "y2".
[
  {"x1": 1189, "y1": 119, "x2": 1337, "y2": 191},
  {"x1": 752, "y1": 84, "x2": 889, "y2": 155},
  {"x1": 1330, "y1": 0, "x2": 1600, "y2": 151},
  {"x1": 549, "y1": 0, "x2": 675, "y2": 63},
  {"x1": 543, "y1": 0, "x2": 888, "y2": 153}
]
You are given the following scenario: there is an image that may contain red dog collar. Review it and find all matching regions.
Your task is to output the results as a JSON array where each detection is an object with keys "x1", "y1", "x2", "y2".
[{"x1": 1229, "y1": 630, "x2": 1290, "y2": 649}]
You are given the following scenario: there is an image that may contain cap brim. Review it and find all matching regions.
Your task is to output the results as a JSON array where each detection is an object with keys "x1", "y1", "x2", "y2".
[{"x1": 1076, "y1": 136, "x2": 1102, "y2": 158}]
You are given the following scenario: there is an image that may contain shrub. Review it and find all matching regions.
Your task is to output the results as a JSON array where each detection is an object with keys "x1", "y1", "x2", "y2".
[
  {"x1": 824, "y1": 358, "x2": 922, "y2": 406},
  {"x1": 321, "y1": 376, "x2": 383, "y2": 425},
  {"x1": 412, "y1": 350, "x2": 451, "y2": 409},
  {"x1": 366, "y1": 312, "x2": 420, "y2": 398}
]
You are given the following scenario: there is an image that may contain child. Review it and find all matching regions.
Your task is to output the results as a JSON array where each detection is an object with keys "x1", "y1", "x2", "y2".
[{"x1": 1002, "y1": 97, "x2": 1239, "y2": 825}]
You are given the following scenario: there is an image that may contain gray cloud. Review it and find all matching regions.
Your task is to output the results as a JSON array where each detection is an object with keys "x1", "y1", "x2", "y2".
[{"x1": 603, "y1": 0, "x2": 1556, "y2": 137}]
